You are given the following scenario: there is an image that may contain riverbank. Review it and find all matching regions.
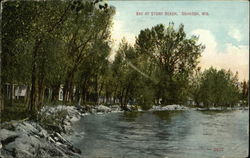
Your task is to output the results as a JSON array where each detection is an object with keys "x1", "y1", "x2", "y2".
[
  {"x1": 149, "y1": 104, "x2": 249, "y2": 111},
  {"x1": 0, "y1": 105, "x2": 85, "y2": 158},
  {"x1": 0, "y1": 104, "x2": 248, "y2": 157},
  {"x1": 0, "y1": 104, "x2": 125, "y2": 158}
]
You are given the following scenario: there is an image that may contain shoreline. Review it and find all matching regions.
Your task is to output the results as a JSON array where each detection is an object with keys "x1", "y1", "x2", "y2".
[{"x1": 0, "y1": 104, "x2": 248, "y2": 158}]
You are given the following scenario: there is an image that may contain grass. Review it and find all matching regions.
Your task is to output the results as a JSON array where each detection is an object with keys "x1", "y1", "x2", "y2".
[
  {"x1": 0, "y1": 101, "x2": 29, "y2": 123},
  {"x1": 0, "y1": 99, "x2": 67, "y2": 123}
]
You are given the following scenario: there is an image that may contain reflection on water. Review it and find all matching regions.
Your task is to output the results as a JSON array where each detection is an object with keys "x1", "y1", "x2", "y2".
[{"x1": 71, "y1": 110, "x2": 249, "y2": 158}]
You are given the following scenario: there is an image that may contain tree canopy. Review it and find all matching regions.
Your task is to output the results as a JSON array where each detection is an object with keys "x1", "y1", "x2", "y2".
[{"x1": 1, "y1": 1, "x2": 245, "y2": 116}]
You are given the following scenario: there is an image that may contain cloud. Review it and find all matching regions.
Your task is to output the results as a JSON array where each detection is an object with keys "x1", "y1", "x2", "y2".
[
  {"x1": 112, "y1": 19, "x2": 135, "y2": 45},
  {"x1": 191, "y1": 29, "x2": 249, "y2": 81},
  {"x1": 109, "y1": 18, "x2": 136, "y2": 61},
  {"x1": 191, "y1": 29, "x2": 217, "y2": 51},
  {"x1": 228, "y1": 28, "x2": 242, "y2": 42}
]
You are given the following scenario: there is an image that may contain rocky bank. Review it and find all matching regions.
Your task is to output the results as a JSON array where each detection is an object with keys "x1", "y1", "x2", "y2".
[
  {"x1": 0, "y1": 105, "x2": 87, "y2": 158},
  {"x1": 0, "y1": 104, "x2": 124, "y2": 158}
]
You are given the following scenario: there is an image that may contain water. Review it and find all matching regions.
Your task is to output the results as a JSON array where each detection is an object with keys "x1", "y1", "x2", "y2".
[{"x1": 70, "y1": 110, "x2": 249, "y2": 158}]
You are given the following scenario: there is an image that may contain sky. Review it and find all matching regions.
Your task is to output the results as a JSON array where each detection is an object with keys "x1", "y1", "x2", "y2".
[{"x1": 108, "y1": 1, "x2": 249, "y2": 81}]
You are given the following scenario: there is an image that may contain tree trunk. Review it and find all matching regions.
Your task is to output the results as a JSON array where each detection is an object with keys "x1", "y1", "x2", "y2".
[
  {"x1": 0, "y1": 85, "x2": 4, "y2": 112},
  {"x1": 124, "y1": 88, "x2": 129, "y2": 107},
  {"x1": 9, "y1": 83, "x2": 13, "y2": 106},
  {"x1": 0, "y1": 94, "x2": 3, "y2": 113},
  {"x1": 25, "y1": 85, "x2": 30, "y2": 107},
  {"x1": 51, "y1": 84, "x2": 60, "y2": 102},
  {"x1": 37, "y1": 77, "x2": 45, "y2": 110},
  {"x1": 81, "y1": 85, "x2": 87, "y2": 105},
  {"x1": 63, "y1": 79, "x2": 69, "y2": 102},
  {"x1": 113, "y1": 86, "x2": 118, "y2": 104},
  {"x1": 105, "y1": 88, "x2": 110, "y2": 104},
  {"x1": 63, "y1": 70, "x2": 75, "y2": 103},
  {"x1": 75, "y1": 87, "x2": 80, "y2": 104},
  {"x1": 37, "y1": 54, "x2": 46, "y2": 110},
  {"x1": 95, "y1": 75, "x2": 98, "y2": 105},
  {"x1": 120, "y1": 88, "x2": 125, "y2": 108},
  {"x1": 0, "y1": 1, "x2": 4, "y2": 113},
  {"x1": 29, "y1": 67, "x2": 37, "y2": 113},
  {"x1": 29, "y1": 39, "x2": 42, "y2": 113},
  {"x1": 98, "y1": 80, "x2": 104, "y2": 103},
  {"x1": 68, "y1": 86, "x2": 73, "y2": 103}
]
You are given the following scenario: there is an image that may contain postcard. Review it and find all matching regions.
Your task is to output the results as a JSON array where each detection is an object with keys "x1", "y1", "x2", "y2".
[{"x1": 0, "y1": 0, "x2": 249, "y2": 157}]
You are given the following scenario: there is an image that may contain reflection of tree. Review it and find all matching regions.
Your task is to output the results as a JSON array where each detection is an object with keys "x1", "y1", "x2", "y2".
[
  {"x1": 153, "y1": 111, "x2": 181, "y2": 122},
  {"x1": 121, "y1": 111, "x2": 143, "y2": 122},
  {"x1": 153, "y1": 111, "x2": 192, "y2": 142},
  {"x1": 200, "y1": 110, "x2": 232, "y2": 115}
]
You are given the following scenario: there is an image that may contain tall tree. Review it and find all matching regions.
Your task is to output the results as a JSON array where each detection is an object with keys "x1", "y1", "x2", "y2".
[
  {"x1": 62, "y1": 1, "x2": 115, "y2": 102},
  {"x1": 136, "y1": 23, "x2": 204, "y2": 104}
]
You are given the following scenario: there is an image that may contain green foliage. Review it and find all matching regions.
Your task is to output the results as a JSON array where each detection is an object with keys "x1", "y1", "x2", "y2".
[
  {"x1": 1, "y1": 0, "x2": 244, "y2": 117},
  {"x1": 39, "y1": 109, "x2": 68, "y2": 126},
  {"x1": 0, "y1": 102, "x2": 28, "y2": 122},
  {"x1": 240, "y1": 80, "x2": 249, "y2": 106},
  {"x1": 136, "y1": 23, "x2": 204, "y2": 105},
  {"x1": 194, "y1": 67, "x2": 240, "y2": 107},
  {"x1": 1, "y1": 0, "x2": 115, "y2": 111},
  {"x1": 136, "y1": 85, "x2": 154, "y2": 110}
]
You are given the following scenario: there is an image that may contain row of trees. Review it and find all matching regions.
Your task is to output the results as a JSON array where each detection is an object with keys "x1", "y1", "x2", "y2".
[
  {"x1": 2, "y1": 0, "x2": 115, "y2": 114},
  {"x1": 113, "y1": 35, "x2": 248, "y2": 109},
  {"x1": 112, "y1": 23, "x2": 205, "y2": 109},
  {"x1": 190, "y1": 67, "x2": 248, "y2": 107},
  {"x1": 1, "y1": 1, "x2": 248, "y2": 115}
]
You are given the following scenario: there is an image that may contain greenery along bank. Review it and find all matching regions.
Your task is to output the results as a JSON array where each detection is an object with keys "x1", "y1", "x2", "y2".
[{"x1": 1, "y1": 0, "x2": 248, "y2": 119}]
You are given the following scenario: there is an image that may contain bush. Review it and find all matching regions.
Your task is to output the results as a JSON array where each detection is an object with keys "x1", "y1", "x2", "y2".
[{"x1": 38, "y1": 109, "x2": 68, "y2": 133}]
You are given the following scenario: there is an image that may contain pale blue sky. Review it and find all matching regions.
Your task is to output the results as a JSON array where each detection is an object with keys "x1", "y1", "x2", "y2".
[{"x1": 109, "y1": 1, "x2": 249, "y2": 80}]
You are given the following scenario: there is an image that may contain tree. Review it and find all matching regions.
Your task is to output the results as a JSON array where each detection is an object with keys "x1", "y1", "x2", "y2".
[
  {"x1": 136, "y1": 23, "x2": 204, "y2": 104},
  {"x1": 189, "y1": 67, "x2": 202, "y2": 106},
  {"x1": 2, "y1": 0, "x2": 115, "y2": 114},
  {"x1": 75, "y1": 39, "x2": 111, "y2": 105},
  {"x1": 196, "y1": 67, "x2": 240, "y2": 107},
  {"x1": 27, "y1": 1, "x2": 71, "y2": 112},
  {"x1": 61, "y1": 1, "x2": 115, "y2": 103},
  {"x1": 112, "y1": 40, "x2": 135, "y2": 109},
  {"x1": 2, "y1": 1, "x2": 37, "y2": 106},
  {"x1": 241, "y1": 80, "x2": 249, "y2": 106},
  {"x1": 111, "y1": 39, "x2": 156, "y2": 110}
]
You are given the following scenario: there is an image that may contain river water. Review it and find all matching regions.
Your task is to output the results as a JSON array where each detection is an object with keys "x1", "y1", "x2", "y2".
[{"x1": 70, "y1": 110, "x2": 249, "y2": 158}]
